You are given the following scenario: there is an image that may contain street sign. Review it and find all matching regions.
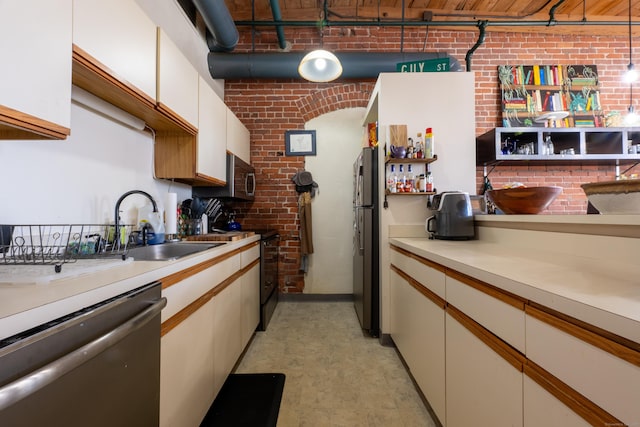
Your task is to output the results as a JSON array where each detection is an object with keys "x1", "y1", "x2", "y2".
[{"x1": 396, "y1": 58, "x2": 449, "y2": 73}]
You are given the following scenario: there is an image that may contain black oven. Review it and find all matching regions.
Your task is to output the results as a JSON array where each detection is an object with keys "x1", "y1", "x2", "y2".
[{"x1": 255, "y1": 230, "x2": 279, "y2": 331}]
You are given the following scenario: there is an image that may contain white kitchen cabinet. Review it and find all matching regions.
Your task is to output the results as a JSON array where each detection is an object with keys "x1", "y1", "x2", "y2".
[
  {"x1": 446, "y1": 271, "x2": 526, "y2": 353},
  {"x1": 161, "y1": 297, "x2": 216, "y2": 427},
  {"x1": 0, "y1": 0, "x2": 71, "y2": 139},
  {"x1": 525, "y1": 307, "x2": 640, "y2": 425},
  {"x1": 389, "y1": 247, "x2": 446, "y2": 424},
  {"x1": 226, "y1": 108, "x2": 251, "y2": 164},
  {"x1": 240, "y1": 243, "x2": 261, "y2": 346},
  {"x1": 157, "y1": 28, "x2": 199, "y2": 130},
  {"x1": 72, "y1": 0, "x2": 157, "y2": 100},
  {"x1": 445, "y1": 309, "x2": 524, "y2": 427},
  {"x1": 240, "y1": 263, "x2": 260, "y2": 346},
  {"x1": 160, "y1": 240, "x2": 259, "y2": 427},
  {"x1": 197, "y1": 77, "x2": 227, "y2": 183},
  {"x1": 212, "y1": 278, "x2": 243, "y2": 397},
  {"x1": 523, "y1": 375, "x2": 591, "y2": 427}
]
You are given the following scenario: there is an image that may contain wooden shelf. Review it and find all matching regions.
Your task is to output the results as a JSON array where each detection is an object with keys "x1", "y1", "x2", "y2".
[
  {"x1": 385, "y1": 154, "x2": 438, "y2": 164},
  {"x1": 385, "y1": 190, "x2": 435, "y2": 196},
  {"x1": 476, "y1": 127, "x2": 640, "y2": 165}
]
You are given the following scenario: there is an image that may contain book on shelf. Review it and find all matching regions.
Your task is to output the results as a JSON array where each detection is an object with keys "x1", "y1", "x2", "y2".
[{"x1": 500, "y1": 64, "x2": 602, "y2": 127}]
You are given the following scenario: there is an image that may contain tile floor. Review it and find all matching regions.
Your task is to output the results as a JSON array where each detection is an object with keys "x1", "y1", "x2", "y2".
[{"x1": 235, "y1": 301, "x2": 438, "y2": 427}]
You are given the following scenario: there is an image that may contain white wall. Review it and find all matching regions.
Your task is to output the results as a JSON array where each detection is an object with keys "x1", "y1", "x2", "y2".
[
  {"x1": 0, "y1": 100, "x2": 191, "y2": 225},
  {"x1": 303, "y1": 108, "x2": 365, "y2": 294}
]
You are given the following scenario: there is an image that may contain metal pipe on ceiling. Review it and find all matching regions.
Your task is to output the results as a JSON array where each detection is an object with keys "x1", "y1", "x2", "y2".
[
  {"x1": 465, "y1": 21, "x2": 487, "y2": 71},
  {"x1": 208, "y1": 51, "x2": 463, "y2": 79},
  {"x1": 269, "y1": 0, "x2": 288, "y2": 50},
  {"x1": 192, "y1": 0, "x2": 239, "y2": 52},
  {"x1": 232, "y1": 19, "x2": 636, "y2": 28}
]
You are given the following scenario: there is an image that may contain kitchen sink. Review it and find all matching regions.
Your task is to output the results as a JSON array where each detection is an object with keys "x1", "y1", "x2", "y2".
[{"x1": 124, "y1": 242, "x2": 224, "y2": 261}]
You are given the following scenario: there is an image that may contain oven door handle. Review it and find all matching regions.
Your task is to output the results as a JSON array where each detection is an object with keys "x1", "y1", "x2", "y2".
[{"x1": 0, "y1": 297, "x2": 167, "y2": 411}]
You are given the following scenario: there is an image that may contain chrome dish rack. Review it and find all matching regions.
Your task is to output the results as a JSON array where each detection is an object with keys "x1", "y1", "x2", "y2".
[{"x1": 0, "y1": 224, "x2": 135, "y2": 272}]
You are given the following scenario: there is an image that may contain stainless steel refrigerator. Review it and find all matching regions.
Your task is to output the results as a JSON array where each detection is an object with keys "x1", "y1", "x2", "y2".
[{"x1": 353, "y1": 147, "x2": 379, "y2": 336}]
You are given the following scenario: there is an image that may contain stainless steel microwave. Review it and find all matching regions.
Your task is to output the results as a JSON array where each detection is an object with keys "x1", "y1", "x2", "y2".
[{"x1": 192, "y1": 153, "x2": 255, "y2": 201}]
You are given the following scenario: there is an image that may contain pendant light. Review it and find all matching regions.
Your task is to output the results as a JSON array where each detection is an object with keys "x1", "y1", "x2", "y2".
[
  {"x1": 298, "y1": 18, "x2": 342, "y2": 83},
  {"x1": 298, "y1": 49, "x2": 343, "y2": 82}
]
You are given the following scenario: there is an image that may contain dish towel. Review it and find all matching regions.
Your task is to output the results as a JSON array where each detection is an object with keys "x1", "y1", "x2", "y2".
[{"x1": 299, "y1": 192, "x2": 314, "y2": 272}]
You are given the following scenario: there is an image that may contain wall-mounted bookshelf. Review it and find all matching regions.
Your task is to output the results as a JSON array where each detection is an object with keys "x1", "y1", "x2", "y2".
[{"x1": 499, "y1": 64, "x2": 603, "y2": 128}]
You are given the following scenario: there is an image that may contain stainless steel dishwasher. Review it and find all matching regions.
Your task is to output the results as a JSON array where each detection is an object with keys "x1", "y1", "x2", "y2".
[{"x1": 0, "y1": 281, "x2": 166, "y2": 427}]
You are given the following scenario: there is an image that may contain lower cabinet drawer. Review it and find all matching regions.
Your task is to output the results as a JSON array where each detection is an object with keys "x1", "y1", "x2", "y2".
[
  {"x1": 523, "y1": 375, "x2": 591, "y2": 427},
  {"x1": 526, "y1": 309, "x2": 640, "y2": 425},
  {"x1": 446, "y1": 311, "x2": 523, "y2": 427},
  {"x1": 446, "y1": 271, "x2": 526, "y2": 353}
]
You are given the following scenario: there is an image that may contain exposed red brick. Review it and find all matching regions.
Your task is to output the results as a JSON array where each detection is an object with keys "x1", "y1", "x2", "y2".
[{"x1": 226, "y1": 26, "x2": 636, "y2": 292}]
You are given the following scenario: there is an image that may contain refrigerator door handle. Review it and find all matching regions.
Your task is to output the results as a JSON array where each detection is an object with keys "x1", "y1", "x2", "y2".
[{"x1": 354, "y1": 206, "x2": 364, "y2": 251}]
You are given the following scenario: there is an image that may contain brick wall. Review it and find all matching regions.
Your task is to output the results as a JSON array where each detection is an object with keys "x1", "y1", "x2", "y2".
[{"x1": 225, "y1": 26, "x2": 636, "y2": 291}]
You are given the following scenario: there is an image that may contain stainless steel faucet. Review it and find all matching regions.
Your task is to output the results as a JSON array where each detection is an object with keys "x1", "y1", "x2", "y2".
[{"x1": 114, "y1": 190, "x2": 158, "y2": 246}]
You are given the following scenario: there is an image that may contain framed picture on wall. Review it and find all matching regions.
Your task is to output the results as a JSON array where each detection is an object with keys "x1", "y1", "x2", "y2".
[{"x1": 285, "y1": 130, "x2": 316, "y2": 156}]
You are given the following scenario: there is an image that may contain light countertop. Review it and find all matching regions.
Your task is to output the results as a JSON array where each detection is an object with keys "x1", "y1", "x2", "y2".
[
  {"x1": 0, "y1": 236, "x2": 260, "y2": 341},
  {"x1": 389, "y1": 237, "x2": 640, "y2": 344}
]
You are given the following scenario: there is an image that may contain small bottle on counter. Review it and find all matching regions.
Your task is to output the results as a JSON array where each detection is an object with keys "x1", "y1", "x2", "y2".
[{"x1": 388, "y1": 165, "x2": 398, "y2": 193}]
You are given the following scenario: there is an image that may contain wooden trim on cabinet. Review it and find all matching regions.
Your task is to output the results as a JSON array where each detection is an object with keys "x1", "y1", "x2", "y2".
[
  {"x1": 526, "y1": 305, "x2": 640, "y2": 368},
  {"x1": 524, "y1": 360, "x2": 624, "y2": 427},
  {"x1": 0, "y1": 105, "x2": 70, "y2": 140},
  {"x1": 447, "y1": 304, "x2": 526, "y2": 372},
  {"x1": 156, "y1": 102, "x2": 197, "y2": 135},
  {"x1": 446, "y1": 269, "x2": 527, "y2": 311},
  {"x1": 161, "y1": 242, "x2": 258, "y2": 290},
  {"x1": 390, "y1": 244, "x2": 446, "y2": 273},
  {"x1": 390, "y1": 263, "x2": 446, "y2": 309},
  {"x1": 194, "y1": 174, "x2": 226, "y2": 187},
  {"x1": 72, "y1": 44, "x2": 196, "y2": 135},
  {"x1": 161, "y1": 255, "x2": 260, "y2": 337},
  {"x1": 528, "y1": 301, "x2": 640, "y2": 355}
]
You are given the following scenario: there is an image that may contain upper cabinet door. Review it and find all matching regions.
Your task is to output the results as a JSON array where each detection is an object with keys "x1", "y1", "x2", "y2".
[
  {"x1": 72, "y1": 0, "x2": 157, "y2": 100},
  {"x1": 0, "y1": 0, "x2": 72, "y2": 139},
  {"x1": 157, "y1": 29, "x2": 198, "y2": 131},
  {"x1": 226, "y1": 109, "x2": 251, "y2": 164},
  {"x1": 197, "y1": 77, "x2": 227, "y2": 182}
]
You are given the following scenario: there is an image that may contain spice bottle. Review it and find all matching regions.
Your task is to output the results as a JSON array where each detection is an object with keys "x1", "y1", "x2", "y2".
[{"x1": 417, "y1": 174, "x2": 426, "y2": 192}]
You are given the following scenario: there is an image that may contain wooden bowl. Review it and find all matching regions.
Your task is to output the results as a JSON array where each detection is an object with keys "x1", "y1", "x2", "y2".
[
  {"x1": 580, "y1": 179, "x2": 640, "y2": 214},
  {"x1": 486, "y1": 186, "x2": 563, "y2": 214}
]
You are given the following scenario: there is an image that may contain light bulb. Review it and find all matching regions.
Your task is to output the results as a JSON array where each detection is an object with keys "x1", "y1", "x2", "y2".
[
  {"x1": 625, "y1": 105, "x2": 638, "y2": 125},
  {"x1": 315, "y1": 58, "x2": 327, "y2": 71},
  {"x1": 624, "y1": 64, "x2": 638, "y2": 83}
]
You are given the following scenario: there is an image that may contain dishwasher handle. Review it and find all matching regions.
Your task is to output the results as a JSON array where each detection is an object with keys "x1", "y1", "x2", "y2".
[{"x1": 0, "y1": 297, "x2": 167, "y2": 412}]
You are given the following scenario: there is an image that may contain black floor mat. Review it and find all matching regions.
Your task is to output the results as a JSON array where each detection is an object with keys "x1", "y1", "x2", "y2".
[{"x1": 200, "y1": 373, "x2": 286, "y2": 427}]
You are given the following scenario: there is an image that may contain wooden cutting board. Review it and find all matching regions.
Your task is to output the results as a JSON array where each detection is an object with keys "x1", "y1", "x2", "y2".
[
  {"x1": 185, "y1": 231, "x2": 256, "y2": 241},
  {"x1": 389, "y1": 124, "x2": 408, "y2": 147}
]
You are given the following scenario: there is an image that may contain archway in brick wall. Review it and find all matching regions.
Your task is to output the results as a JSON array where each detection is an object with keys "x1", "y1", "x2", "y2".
[
  {"x1": 226, "y1": 81, "x2": 375, "y2": 293},
  {"x1": 296, "y1": 83, "x2": 375, "y2": 123}
]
